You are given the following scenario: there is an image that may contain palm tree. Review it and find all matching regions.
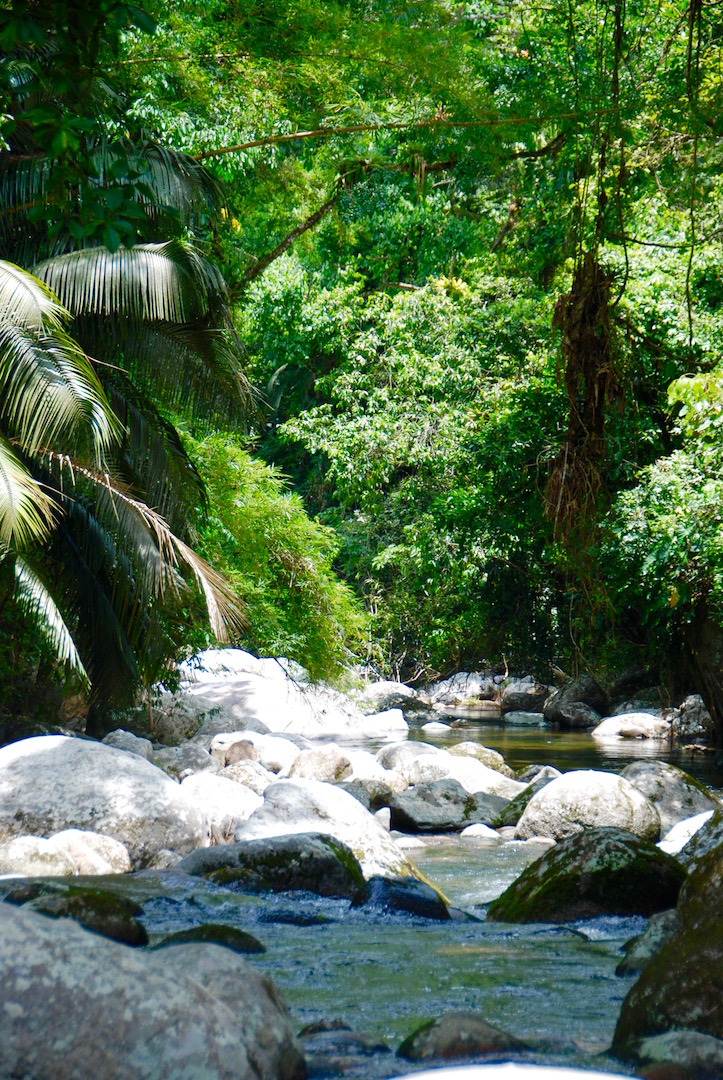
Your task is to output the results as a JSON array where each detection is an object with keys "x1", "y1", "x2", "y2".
[{"x1": 0, "y1": 4, "x2": 248, "y2": 710}]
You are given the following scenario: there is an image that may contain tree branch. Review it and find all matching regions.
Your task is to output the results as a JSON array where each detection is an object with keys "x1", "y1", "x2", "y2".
[{"x1": 240, "y1": 193, "x2": 340, "y2": 285}]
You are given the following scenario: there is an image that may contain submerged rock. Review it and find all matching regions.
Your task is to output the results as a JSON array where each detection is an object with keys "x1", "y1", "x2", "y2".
[
  {"x1": 0, "y1": 904, "x2": 306, "y2": 1079},
  {"x1": 178, "y1": 832, "x2": 367, "y2": 902},
  {"x1": 4, "y1": 881, "x2": 147, "y2": 946},
  {"x1": 397, "y1": 1010, "x2": 525, "y2": 1062},
  {"x1": 0, "y1": 735, "x2": 208, "y2": 867},
  {"x1": 152, "y1": 924, "x2": 266, "y2": 954},
  {"x1": 365, "y1": 875, "x2": 450, "y2": 920},
  {"x1": 487, "y1": 827, "x2": 685, "y2": 923},
  {"x1": 514, "y1": 769, "x2": 660, "y2": 842},
  {"x1": 620, "y1": 760, "x2": 720, "y2": 834}
]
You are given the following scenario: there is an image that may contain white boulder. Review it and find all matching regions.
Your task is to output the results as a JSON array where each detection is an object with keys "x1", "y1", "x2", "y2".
[
  {"x1": 234, "y1": 778, "x2": 426, "y2": 881},
  {"x1": 180, "y1": 772, "x2": 264, "y2": 843},
  {"x1": 0, "y1": 735, "x2": 209, "y2": 867},
  {"x1": 514, "y1": 770, "x2": 660, "y2": 842},
  {"x1": 591, "y1": 713, "x2": 670, "y2": 740}
]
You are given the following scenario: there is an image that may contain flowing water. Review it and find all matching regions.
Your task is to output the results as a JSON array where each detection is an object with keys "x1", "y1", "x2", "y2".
[{"x1": 21, "y1": 723, "x2": 722, "y2": 1077}]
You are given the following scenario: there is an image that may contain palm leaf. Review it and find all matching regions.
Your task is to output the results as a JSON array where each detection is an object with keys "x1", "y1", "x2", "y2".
[
  {"x1": 33, "y1": 241, "x2": 229, "y2": 325},
  {"x1": 0, "y1": 260, "x2": 120, "y2": 460},
  {"x1": 76, "y1": 315, "x2": 250, "y2": 425},
  {"x1": 0, "y1": 436, "x2": 55, "y2": 549},
  {"x1": 13, "y1": 554, "x2": 89, "y2": 686},
  {"x1": 105, "y1": 373, "x2": 207, "y2": 535}
]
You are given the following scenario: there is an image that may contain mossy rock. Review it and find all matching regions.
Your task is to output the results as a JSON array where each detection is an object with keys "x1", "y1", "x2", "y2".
[
  {"x1": 492, "y1": 770, "x2": 557, "y2": 827},
  {"x1": 178, "y1": 832, "x2": 368, "y2": 902},
  {"x1": 152, "y1": 924, "x2": 265, "y2": 954},
  {"x1": 364, "y1": 875, "x2": 450, "y2": 920},
  {"x1": 4, "y1": 881, "x2": 147, "y2": 946},
  {"x1": 487, "y1": 827, "x2": 685, "y2": 923},
  {"x1": 397, "y1": 1011, "x2": 526, "y2": 1062},
  {"x1": 615, "y1": 844, "x2": 723, "y2": 1048}
]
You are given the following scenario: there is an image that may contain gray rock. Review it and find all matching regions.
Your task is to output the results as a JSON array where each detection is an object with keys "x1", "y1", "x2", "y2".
[
  {"x1": 493, "y1": 767, "x2": 561, "y2": 827},
  {"x1": 377, "y1": 742, "x2": 524, "y2": 799},
  {"x1": 515, "y1": 769, "x2": 660, "y2": 842},
  {"x1": 0, "y1": 735, "x2": 208, "y2": 867},
  {"x1": 623, "y1": 1029, "x2": 723, "y2": 1079},
  {"x1": 672, "y1": 694, "x2": 716, "y2": 742},
  {"x1": 554, "y1": 702, "x2": 602, "y2": 729},
  {"x1": 285, "y1": 744, "x2": 353, "y2": 782},
  {"x1": 336, "y1": 777, "x2": 397, "y2": 812},
  {"x1": 178, "y1": 832, "x2": 367, "y2": 902},
  {"x1": 212, "y1": 731, "x2": 302, "y2": 774},
  {"x1": 423, "y1": 672, "x2": 497, "y2": 707},
  {"x1": 616, "y1": 909, "x2": 681, "y2": 976},
  {"x1": 487, "y1": 827, "x2": 685, "y2": 923},
  {"x1": 234, "y1": 778, "x2": 425, "y2": 881},
  {"x1": 397, "y1": 1010, "x2": 525, "y2": 1061},
  {"x1": 501, "y1": 679, "x2": 550, "y2": 715},
  {"x1": 0, "y1": 903, "x2": 305, "y2": 1079},
  {"x1": 223, "y1": 759, "x2": 276, "y2": 795},
  {"x1": 620, "y1": 760, "x2": 720, "y2": 834},
  {"x1": 517, "y1": 763, "x2": 561, "y2": 784},
  {"x1": 0, "y1": 835, "x2": 77, "y2": 876},
  {"x1": 389, "y1": 779, "x2": 508, "y2": 833},
  {"x1": 44, "y1": 829, "x2": 132, "y2": 875},
  {"x1": 614, "y1": 843, "x2": 723, "y2": 1048},
  {"x1": 153, "y1": 743, "x2": 218, "y2": 780},
  {"x1": 544, "y1": 674, "x2": 609, "y2": 724},
  {"x1": 355, "y1": 680, "x2": 420, "y2": 714},
  {"x1": 677, "y1": 806, "x2": 723, "y2": 870},
  {"x1": 365, "y1": 876, "x2": 450, "y2": 920},
  {"x1": 502, "y1": 710, "x2": 547, "y2": 726},
  {"x1": 102, "y1": 729, "x2": 153, "y2": 760},
  {"x1": 180, "y1": 772, "x2": 263, "y2": 843},
  {"x1": 658, "y1": 810, "x2": 715, "y2": 856}
]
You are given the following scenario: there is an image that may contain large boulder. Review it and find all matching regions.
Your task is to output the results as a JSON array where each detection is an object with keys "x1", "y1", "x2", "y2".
[
  {"x1": 514, "y1": 770, "x2": 660, "y2": 842},
  {"x1": 487, "y1": 828, "x2": 685, "y2": 923},
  {"x1": 354, "y1": 680, "x2": 421, "y2": 714},
  {"x1": 210, "y1": 731, "x2": 302, "y2": 773},
  {"x1": 544, "y1": 674, "x2": 609, "y2": 725},
  {"x1": 233, "y1": 778, "x2": 426, "y2": 881},
  {"x1": 620, "y1": 760, "x2": 720, "y2": 835},
  {"x1": 181, "y1": 648, "x2": 375, "y2": 738},
  {"x1": 658, "y1": 810, "x2": 715, "y2": 856},
  {"x1": 5, "y1": 881, "x2": 148, "y2": 946},
  {"x1": 101, "y1": 729, "x2": 154, "y2": 760},
  {"x1": 180, "y1": 772, "x2": 263, "y2": 843},
  {"x1": 0, "y1": 903, "x2": 305, "y2": 1079},
  {"x1": 672, "y1": 694, "x2": 716, "y2": 743},
  {"x1": 285, "y1": 744, "x2": 353, "y2": 782},
  {"x1": 178, "y1": 832, "x2": 367, "y2": 902},
  {"x1": 0, "y1": 735, "x2": 208, "y2": 867},
  {"x1": 624, "y1": 1030, "x2": 723, "y2": 1080},
  {"x1": 224, "y1": 759, "x2": 277, "y2": 795},
  {"x1": 377, "y1": 742, "x2": 524, "y2": 800},
  {"x1": 152, "y1": 743, "x2": 218, "y2": 780},
  {"x1": 614, "y1": 844, "x2": 723, "y2": 1049},
  {"x1": 592, "y1": 713, "x2": 671, "y2": 741},
  {"x1": 422, "y1": 672, "x2": 498, "y2": 707},
  {"x1": 389, "y1": 780, "x2": 508, "y2": 833},
  {"x1": 500, "y1": 678, "x2": 550, "y2": 715}
]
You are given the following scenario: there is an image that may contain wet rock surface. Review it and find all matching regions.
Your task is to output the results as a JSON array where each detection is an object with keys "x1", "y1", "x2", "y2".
[
  {"x1": 178, "y1": 831, "x2": 368, "y2": 902},
  {"x1": 389, "y1": 779, "x2": 508, "y2": 833},
  {"x1": 487, "y1": 828, "x2": 685, "y2": 923},
  {"x1": 396, "y1": 1010, "x2": 526, "y2": 1062}
]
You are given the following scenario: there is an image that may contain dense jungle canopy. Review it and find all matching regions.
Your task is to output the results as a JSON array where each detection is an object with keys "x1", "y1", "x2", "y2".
[{"x1": 2, "y1": 0, "x2": 723, "y2": 739}]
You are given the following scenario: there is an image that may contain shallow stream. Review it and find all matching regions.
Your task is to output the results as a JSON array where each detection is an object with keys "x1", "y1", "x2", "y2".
[{"x1": 90, "y1": 722, "x2": 722, "y2": 1078}]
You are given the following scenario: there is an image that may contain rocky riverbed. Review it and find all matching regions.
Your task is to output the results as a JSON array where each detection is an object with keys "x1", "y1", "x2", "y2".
[{"x1": 1, "y1": 649, "x2": 722, "y2": 1079}]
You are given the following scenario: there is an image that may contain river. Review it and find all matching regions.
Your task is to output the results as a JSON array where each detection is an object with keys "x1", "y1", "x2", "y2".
[{"x1": 96, "y1": 719, "x2": 721, "y2": 1078}]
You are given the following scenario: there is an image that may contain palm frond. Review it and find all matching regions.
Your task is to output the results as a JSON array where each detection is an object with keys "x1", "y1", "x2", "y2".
[
  {"x1": 105, "y1": 373, "x2": 207, "y2": 535},
  {"x1": 0, "y1": 436, "x2": 55, "y2": 549},
  {"x1": 0, "y1": 261, "x2": 120, "y2": 460},
  {"x1": 33, "y1": 241, "x2": 229, "y2": 325},
  {"x1": 0, "y1": 258, "x2": 66, "y2": 332},
  {"x1": 75, "y1": 315, "x2": 251, "y2": 425},
  {"x1": 13, "y1": 554, "x2": 89, "y2": 686},
  {"x1": 49, "y1": 457, "x2": 245, "y2": 641}
]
